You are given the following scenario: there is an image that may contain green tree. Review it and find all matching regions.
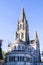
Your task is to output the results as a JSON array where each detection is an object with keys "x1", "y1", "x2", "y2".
[
  {"x1": 0, "y1": 48, "x2": 3, "y2": 59},
  {"x1": 0, "y1": 40, "x2": 3, "y2": 60}
]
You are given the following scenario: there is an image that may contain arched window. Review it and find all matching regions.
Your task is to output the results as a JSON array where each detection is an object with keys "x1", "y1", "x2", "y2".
[
  {"x1": 14, "y1": 46, "x2": 16, "y2": 50},
  {"x1": 20, "y1": 56, "x2": 24, "y2": 61},
  {"x1": 17, "y1": 21, "x2": 19, "y2": 31},
  {"x1": 20, "y1": 24, "x2": 22, "y2": 29},
  {"x1": 21, "y1": 33, "x2": 24, "y2": 39},
  {"x1": 14, "y1": 56, "x2": 15, "y2": 61},
  {"x1": 23, "y1": 24, "x2": 24, "y2": 30},
  {"x1": 16, "y1": 32, "x2": 20, "y2": 39},
  {"x1": 9, "y1": 56, "x2": 14, "y2": 62},
  {"x1": 5, "y1": 57, "x2": 8, "y2": 62},
  {"x1": 18, "y1": 45, "x2": 20, "y2": 50},
  {"x1": 18, "y1": 56, "x2": 19, "y2": 61},
  {"x1": 17, "y1": 26, "x2": 19, "y2": 31}
]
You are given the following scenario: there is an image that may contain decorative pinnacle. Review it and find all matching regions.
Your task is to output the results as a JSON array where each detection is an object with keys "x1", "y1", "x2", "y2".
[{"x1": 34, "y1": 31, "x2": 38, "y2": 40}]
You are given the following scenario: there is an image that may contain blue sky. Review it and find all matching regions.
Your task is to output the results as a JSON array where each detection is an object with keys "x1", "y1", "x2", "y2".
[{"x1": 0, "y1": 0, "x2": 43, "y2": 52}]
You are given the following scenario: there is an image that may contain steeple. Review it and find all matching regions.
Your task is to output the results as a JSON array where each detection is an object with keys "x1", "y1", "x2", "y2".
[
  {"x1": 34, "y1": 31, "x2": 38, "y2": 41},
  {"x1": 19, "y1": 7, "x2": 26, "y2": 22},
  {"x1": 34, "y1": 31, "x2": 40, "y2": 48},
  {"x1": 34, "y1": 31, "x2": 41, "y2": 62},
  {"x1": 15, "y1": 7, "x2": 29, "y2": 43}
]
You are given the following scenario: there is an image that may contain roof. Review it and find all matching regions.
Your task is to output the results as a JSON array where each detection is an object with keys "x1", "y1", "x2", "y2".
[{"x1": 30, "y1": 40, "x2": 35, "y2": 44}]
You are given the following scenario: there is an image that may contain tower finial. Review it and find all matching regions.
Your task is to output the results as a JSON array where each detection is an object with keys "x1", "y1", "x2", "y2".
[{"x1": 34, "y1": 30, "x2": 38, "y2": 41}]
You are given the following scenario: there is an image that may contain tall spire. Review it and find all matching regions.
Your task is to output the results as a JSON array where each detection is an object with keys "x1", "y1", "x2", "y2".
[
  {"x1": 19, "y1": 7, "x2": 26, "y2": 21},
  {"x1": 16, "y1": 7, "x2": 29, "y2": 42}
]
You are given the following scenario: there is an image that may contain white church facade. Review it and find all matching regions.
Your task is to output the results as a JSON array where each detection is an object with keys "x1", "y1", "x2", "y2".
[{"x1": 5, "y1": 7, "x2": 41, "y2": 65}]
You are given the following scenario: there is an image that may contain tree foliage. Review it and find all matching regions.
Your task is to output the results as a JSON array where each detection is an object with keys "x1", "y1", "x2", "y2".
[{"x1": 0, "y1": 48, "x2": 3, "y2": 60}]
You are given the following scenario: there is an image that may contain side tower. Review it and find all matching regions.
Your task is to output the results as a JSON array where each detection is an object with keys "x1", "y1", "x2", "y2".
[
  {"x1": 16, "y1": 7, "x2": 29, "y2": 43},
  {"x1": 34, "y1": 31, "x2": 41, "y2": 62}
]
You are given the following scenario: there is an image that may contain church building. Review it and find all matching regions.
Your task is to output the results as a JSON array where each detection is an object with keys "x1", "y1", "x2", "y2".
[{"x1": 5, "y1": 7, "x2": 41, "y2": 65}]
